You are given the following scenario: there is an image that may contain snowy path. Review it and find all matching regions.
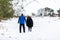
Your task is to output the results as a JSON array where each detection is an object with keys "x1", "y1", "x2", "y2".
[{"x1": 0, "y1": 17, "x2": 60, "y2": 40}]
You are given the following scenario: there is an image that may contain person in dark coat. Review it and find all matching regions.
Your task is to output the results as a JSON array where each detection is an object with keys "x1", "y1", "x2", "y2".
[
  {"x1": 18, "y1": 14, "x2": 26, "y2": 33},
  {"x1": 26, "y1": 16, "x2": 33, "y2": 32}
]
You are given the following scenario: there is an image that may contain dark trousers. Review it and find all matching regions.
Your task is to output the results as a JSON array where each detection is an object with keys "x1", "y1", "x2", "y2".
[{"x1": 19, "y1": 24, "x2": 25, "y2": 33}]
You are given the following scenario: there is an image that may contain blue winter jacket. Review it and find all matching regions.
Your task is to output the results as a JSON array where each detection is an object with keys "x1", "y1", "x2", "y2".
[{"x1": 18, "y1": 16, "x2": 26, "y2": 24}]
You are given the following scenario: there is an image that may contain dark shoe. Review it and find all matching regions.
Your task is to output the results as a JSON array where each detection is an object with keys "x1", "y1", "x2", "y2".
[
  {"x1": 23, "y1": 31, "x2": 25, "y2": 33},
  {"x1": 19, "y1": 31, "x2": 21, "y2": 33}
]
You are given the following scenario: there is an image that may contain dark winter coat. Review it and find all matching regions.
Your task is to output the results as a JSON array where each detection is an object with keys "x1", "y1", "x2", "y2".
[{"x1": 26, "y1": 17, "x2": 33, "y2": 28}]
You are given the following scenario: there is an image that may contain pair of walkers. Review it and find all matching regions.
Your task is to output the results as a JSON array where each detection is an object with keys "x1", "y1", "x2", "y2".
[{"x1": 18, "y1": 14, "x2": 33, "y2": 33}]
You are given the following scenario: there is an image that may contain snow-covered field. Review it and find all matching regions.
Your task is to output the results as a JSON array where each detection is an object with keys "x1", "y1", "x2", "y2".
[{"x1": 0, "y1": 17, "x2": 60, "y2": 40}]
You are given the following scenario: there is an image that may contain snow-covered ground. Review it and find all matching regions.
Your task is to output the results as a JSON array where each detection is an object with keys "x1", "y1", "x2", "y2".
[{"x1": 0, "y1": 17, "x2": 60, "y2": 40}]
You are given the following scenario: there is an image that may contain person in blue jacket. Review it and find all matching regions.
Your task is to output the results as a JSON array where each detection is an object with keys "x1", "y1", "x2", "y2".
[{"x1": 18, "y1": 14, "x2": 26, "y2": 33}]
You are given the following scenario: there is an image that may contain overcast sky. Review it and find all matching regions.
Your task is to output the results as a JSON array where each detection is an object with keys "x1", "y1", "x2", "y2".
[{"x1": 12, "y1": 0, "x2": 60, "y2": 15}]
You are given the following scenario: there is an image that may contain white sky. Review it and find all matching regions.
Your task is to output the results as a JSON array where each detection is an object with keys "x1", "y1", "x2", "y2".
[{"x1": 12, "y1": 0, "x2": 60, "y2": 15}]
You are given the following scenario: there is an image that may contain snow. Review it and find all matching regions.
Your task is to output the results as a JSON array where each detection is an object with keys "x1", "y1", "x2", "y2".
[
  {"x1": 12, "y1": 0, "x2": 60, "y2": 15},
  {"x1": 0, "y1": 17, "x2": 60, "y2": 40}
]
